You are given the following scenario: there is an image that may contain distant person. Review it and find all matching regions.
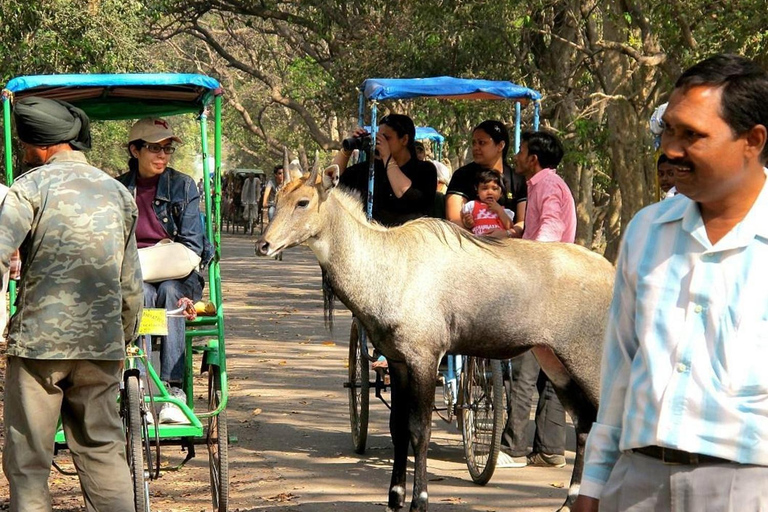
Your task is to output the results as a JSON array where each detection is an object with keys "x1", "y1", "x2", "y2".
[
  {"x1": 656, "y1": 153, "x2": 678, "y2": 199},
  {"x1": 460, "y1": 168, "x2": 515, "y2": 237},
  {"x1": 501, "y1": 130, "x2": 576, "y2": 469},
  {"x1": 445, "y1": 120, "x2": 526, "y2": 236},
  {"x1": 0, "y1": 96, "x2": 143, "y2": 510},
  {"x1": 262, "y1": 164, "x2": 287, "y2": 222},
  {"x1": 415, "y1": 141, "x2": 452, "y2": 193},
  {"x1": 241, "y1": 172, "x2": 262, "y2": 232},
  {"x1": 573, "y1": 53, "x2": 768, "y2": 512}
]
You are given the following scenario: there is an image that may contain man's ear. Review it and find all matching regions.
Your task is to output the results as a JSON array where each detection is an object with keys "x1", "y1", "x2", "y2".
[
  {"x1": 745, "y1": 124, "x2": 767, "y2": 161},
  {"x1": 322, "y1": 165, "x2": 340, "y2": 191}
]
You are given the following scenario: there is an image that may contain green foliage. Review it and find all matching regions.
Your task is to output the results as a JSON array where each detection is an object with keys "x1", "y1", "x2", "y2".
[{"x1": 0, "y1": 0, "x2": 151, "y2": 83}]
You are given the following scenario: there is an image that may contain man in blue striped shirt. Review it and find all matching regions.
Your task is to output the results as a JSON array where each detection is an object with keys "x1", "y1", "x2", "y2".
[{"x1": 574, "y1": 54, "x2": 768, "y2": 512}]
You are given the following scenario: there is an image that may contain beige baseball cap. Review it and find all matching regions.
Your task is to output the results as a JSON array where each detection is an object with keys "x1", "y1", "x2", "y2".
[{"x1": 128, "y1": 117, "x2": 182, "y2": 144}]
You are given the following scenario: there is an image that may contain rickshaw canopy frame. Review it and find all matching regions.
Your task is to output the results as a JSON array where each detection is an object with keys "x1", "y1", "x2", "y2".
[{"x1": 355, "y1": 76, "x2": 542, "y2": 220}]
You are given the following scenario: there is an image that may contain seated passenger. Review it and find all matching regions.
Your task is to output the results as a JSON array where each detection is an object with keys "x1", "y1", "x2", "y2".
[
  {"x1": 445, "y1": 120, "x2": 526, "y2": 236},
  {"x1": 117, "y1": 117, "x2": 213, "y2": 424},
  {"x1": 331, "y1": 113, "x2": 437, "y2": 226}
]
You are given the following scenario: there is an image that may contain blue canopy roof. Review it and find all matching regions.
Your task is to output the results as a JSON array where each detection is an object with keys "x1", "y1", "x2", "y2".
[
  {"x1": 361, "y1": 77, "x2": 541, "y2": 102},
  {"x1": 363, "y1": 125, "x2": 445, "y2": 144},
  {"x1": 3, "y1": 73, "x2": 223, "y2": 120},
  {"x1": 415, "y1": 126, "x2": 444, "y2": 143}
]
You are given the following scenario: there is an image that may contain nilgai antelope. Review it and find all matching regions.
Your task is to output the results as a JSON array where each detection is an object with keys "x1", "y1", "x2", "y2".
[{"x1": 256, "y1": 164, "x2": 615, "y2": 512}]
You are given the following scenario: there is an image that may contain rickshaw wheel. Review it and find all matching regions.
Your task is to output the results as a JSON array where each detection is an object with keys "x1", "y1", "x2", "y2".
[
  {"x1": 207, "y1": 365, "x2": 229, "y2": 511},
  {"x1": 458, "y1": 357, "x2": 504, "y2": 485},
  {"x1": 348, "y1": 320, "x2": 370, "y2": 454},
  {"x1": 123, "y1": 373, "x2": 149, "y2": 511}
]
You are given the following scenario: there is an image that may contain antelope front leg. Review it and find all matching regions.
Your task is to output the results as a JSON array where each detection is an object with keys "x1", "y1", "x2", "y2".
[
  {"x1": 386, "y1": 360, "x2": 410, "y2": 511},
  {"x1": 407, "y1": 362, "x2": 439, "y2": 512}
]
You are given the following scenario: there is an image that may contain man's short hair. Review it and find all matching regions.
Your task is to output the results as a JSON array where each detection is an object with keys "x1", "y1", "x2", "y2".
[
  {"x1": 676, "y1": 54, "x2": 768, "y2": 161},
  {"x1": 521, "y1": 131, "x2": 564, "y2": 169}
]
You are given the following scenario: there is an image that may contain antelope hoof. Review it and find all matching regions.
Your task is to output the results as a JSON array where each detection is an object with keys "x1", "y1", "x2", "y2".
[
  {"x1": 387, "y1": 486, "x2": 405, "y2": 510},
  {"x1": 409, "y1": 491, "x2": 429, "y2": 511}
]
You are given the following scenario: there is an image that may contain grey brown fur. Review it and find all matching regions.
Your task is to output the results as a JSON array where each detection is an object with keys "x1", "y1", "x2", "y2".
[{"x1": 257, "y1": 165, "x2": 615, "y2": 512}]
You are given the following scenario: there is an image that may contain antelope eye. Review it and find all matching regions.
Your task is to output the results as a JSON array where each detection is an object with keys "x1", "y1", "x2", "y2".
[{"x1": 297, "y1": 199, "x2": 310, "y2": 208}]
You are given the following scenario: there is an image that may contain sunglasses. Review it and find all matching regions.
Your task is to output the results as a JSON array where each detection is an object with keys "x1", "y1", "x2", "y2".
[{"x1": 144, "y1": 143, "x2": 176, "y2": 154}]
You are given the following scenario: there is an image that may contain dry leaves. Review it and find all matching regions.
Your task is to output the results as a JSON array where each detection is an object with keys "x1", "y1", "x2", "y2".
[{"x1": 263, "y1": 492, "x2": 297, "y2": 502}]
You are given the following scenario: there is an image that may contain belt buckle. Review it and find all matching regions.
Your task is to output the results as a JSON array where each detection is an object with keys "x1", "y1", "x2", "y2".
[{"x1": 660, "y1": 447, "x2": 696, "y2": 465}]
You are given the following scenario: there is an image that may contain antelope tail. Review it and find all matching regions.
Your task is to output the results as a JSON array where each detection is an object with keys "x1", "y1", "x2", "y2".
[{"x1": 321, "y1": 266, "x2": 335, "y2": 332}]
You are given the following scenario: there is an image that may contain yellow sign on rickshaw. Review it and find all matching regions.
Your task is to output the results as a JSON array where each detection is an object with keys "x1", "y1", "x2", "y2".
[{"x1": 138, "y1": 308, "x2": 168, "y2": 336}]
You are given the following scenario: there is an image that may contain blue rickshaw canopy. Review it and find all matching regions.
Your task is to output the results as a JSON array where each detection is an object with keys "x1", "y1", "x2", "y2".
[
  {"x1": 415, "y1": 126, "x2": 445, "y2": 143},
  {"x1": 3, "y1": 73, "x2": 223, "y2": 120},
  {"x1": 364, "y1": 125, "x2": 445, "y2": 143},
  {"x1": 361, "y1": 77, "x2": 541, "y2": 103}
]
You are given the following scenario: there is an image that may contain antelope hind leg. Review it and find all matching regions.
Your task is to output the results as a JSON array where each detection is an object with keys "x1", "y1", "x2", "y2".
[
  {"x1": 407, "y1": 364, "x2": 438, "y2": 512},
  {"x1": 532, "y1": 347, "x2": 597, "y2": 512},
  {"x1": 386, "y1": 360, "x2": 410, "y2": 511}
]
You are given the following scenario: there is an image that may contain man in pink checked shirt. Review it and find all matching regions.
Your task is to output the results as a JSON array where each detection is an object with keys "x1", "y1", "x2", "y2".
[{"x1": 497, "y1": 130, "x2": 577, "y2": 469}]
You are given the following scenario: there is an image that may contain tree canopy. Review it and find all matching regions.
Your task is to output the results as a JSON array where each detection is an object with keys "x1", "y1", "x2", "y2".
[{"x1": 2, "y1": 0, "x2": 767, "y2": 256}]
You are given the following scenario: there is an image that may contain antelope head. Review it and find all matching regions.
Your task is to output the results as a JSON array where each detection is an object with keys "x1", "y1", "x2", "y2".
[{"x1": 255, "y1": 161, "x2": 340, "y2": 257}]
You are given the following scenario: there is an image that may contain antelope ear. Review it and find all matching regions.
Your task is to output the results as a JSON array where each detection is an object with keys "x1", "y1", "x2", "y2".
[{"x1": 322, "y1": 165, "x2": 340, "y2": 191}]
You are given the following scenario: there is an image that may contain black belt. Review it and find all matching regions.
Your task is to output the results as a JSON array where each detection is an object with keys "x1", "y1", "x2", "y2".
[{"x1": 632, "y1": 445, "x2": 732, "y2": 465}]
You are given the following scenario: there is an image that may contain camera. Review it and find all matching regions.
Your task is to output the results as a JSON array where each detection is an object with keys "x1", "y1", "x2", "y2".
[{"x1": 342, "y1": 133, "x2": 373, "y2": 152}]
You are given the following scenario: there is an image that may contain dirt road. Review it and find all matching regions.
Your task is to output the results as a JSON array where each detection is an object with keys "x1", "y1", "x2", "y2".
[{"x1": 1, "y1": 233, "x2": 575, "y2": 511}]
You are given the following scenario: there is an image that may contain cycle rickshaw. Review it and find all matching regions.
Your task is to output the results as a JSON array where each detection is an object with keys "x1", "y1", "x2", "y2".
[
  {"x1": 344, "y1": 76, "x2": 540, "y2": 485},
  {"x1": 222, "y1": 168, "x2": 267, "y2": 235},
  {"x1": 2, "y1": 73, "x2": 229, "y2": 511}
]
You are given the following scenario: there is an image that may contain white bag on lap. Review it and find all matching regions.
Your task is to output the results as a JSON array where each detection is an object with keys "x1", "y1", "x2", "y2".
[{"x1": 138, "y1": 239, "x2": 201, "y2": 283}]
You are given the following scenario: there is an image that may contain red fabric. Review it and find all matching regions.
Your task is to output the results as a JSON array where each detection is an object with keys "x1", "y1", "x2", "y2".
[{"x1": 472, "y1": 201, "x2": 505, "y2": 236}]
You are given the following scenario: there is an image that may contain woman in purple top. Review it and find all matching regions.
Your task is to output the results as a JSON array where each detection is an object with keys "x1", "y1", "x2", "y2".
[{"x1": 117, "y1": 117, "x2": 212, "y2": 424}]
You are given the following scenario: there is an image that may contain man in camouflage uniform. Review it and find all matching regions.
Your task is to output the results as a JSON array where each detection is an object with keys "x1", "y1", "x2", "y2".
[
  {"x1": 0, "y1": 96, "x2": 144, "y2": 511},
  {"x1": 0, "y1": 183, "x2": 8, "y2": 341}
]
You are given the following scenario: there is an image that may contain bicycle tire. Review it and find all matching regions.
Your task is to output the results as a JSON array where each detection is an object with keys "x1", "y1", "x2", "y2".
[
  {"x1": 207, "y1": 365, "x2": 229, "y2": 511},
  {"x1": 458, "y1": 357, "x2": 504, "y2": 485},
  {"x1": 348, "y1": 320, "x2": 370, "y2": 454},
  {"x1": 123, "y1": 374, "x2": 149, "y2": 511}
]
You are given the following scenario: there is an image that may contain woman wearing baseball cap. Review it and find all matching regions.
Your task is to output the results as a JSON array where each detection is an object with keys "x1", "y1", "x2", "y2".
[{"x1": 117, "y1": 117, "x2": 213, "y2": 424}]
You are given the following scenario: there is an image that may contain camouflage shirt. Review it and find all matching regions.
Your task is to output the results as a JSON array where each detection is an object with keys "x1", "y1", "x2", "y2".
[{"x1": 0, "y1": 151, "x2": 143, "y2": 360}]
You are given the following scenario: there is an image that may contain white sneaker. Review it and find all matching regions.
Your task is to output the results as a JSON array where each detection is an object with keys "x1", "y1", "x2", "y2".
[
  {"x1": 144, "y1": 409, "x2": 154, "y2": 425},
  {"x1": 159, "y1": 387, "x2": 190, "y2": 424},
  {"x1": 496, "y1": 451, "x2": 528, "y2": 468}
]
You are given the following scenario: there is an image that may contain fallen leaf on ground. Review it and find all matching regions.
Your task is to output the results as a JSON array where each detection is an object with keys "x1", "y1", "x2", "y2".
[
  {"x1": 252, "y1": 408, "x2": 262, "y2": 415},
  {"x1": 550, "y1": 482, "x2": 565, "y2": 488},
  {"x1": 440, "y1": 497, "x2": 463, "y2": 503},
  {"x1": 263, "y1": 492, "x2": 297, "y2": 502},
  {"x1": 322, "y1": 341, "x2": 336, "y2": 346}
]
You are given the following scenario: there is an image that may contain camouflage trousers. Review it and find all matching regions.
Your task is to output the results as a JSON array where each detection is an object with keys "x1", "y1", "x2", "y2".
[{"x1": 2, "y1": 356, "x2": 134, "y2": 512}]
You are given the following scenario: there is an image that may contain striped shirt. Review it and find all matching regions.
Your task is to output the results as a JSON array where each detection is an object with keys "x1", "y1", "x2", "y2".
[
  {"x1": 580, "y1": 169, "x2": 768, "y2": 498},
  {"x1": 522, "y1": 168, "x2": 576, "y2": 243}
]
